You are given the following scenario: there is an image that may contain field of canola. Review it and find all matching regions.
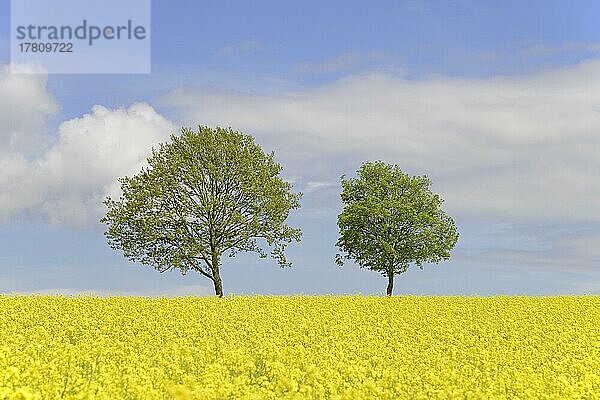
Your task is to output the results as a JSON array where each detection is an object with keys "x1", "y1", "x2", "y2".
[{"x1": 0, "y1": 295, "x2": 598, "y2": 399}]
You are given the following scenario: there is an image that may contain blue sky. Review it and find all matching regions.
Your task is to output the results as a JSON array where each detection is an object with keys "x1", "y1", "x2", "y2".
[{"x1": 0, "y1": 0, "x2": 599, "y2": 296}]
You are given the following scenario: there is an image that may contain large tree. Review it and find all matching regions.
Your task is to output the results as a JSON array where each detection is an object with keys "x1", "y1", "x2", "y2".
[
  {"x1": 336, "y1": 161, "x2": 458, "y2": 296},
  {"x1": 101, "y1": 126, "x2": 302, "y2": 297}
]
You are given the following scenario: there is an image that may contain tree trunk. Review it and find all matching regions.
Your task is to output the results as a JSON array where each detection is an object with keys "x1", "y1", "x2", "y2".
[
  {"x1": 211, "y1": 252, "x2": 223, "y2": 297},
  {"x1": 386, "y1": 273, "x2": 394, "y2": 296},
  {"x1": 212, "y1": 267, "x2": 223, "y2": 297}
]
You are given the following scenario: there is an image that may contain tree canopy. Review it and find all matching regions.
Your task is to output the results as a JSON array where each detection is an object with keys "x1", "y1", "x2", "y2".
[
  {"x1": 336, "y1": 161, "x2": 459, "y2": 295},
  {"x1": 101, "y1": 126, "x2": 302, "y2": 296}
]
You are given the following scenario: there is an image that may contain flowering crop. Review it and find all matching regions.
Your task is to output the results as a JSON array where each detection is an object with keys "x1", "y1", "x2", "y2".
[{"x1": 0, "y1": 296, "x2": 598, "y2": 399}]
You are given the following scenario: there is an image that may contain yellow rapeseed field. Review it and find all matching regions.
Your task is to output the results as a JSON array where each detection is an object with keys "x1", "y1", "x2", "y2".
[{"x1": 0, "y1": 295, "x2": 598, "y2": 399}]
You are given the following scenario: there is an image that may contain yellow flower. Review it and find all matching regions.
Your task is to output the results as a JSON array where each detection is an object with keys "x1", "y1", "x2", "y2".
[{"x1": 0, "y1": 295, "x2": 598, "y2": 399}]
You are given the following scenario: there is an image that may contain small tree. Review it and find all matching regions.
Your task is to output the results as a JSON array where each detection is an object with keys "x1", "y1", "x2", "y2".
[
  {"x1": 336, "y1": 161, "x2": 458, "y2": 296},
  {"x1": 101, "y1": 126, "x2": 302, "y2": 297}
]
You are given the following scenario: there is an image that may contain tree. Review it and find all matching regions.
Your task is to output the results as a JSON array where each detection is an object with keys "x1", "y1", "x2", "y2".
[
  {"x1": 336, "y1": 161, "x2": 458, "y2": 296},
  {"x1": 101, "y1": 126, "x2": 302, "y2": 297}
]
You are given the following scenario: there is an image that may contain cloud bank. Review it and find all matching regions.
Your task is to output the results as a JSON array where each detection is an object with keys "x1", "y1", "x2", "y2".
[
  {"x1": 1, "y1": 60, "x2": 599, "y2": 253},
  {"x1": 162, "y1": 59, "x2": 600, "y2": 224}
]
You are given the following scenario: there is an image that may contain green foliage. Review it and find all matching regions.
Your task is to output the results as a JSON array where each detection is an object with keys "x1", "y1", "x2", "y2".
[
  {"x1": 336, "y1": 161, "x2": 458, "y2": 292},
  {"x1": 101, "y1": 126, "x2": 302, "y2": 295}
]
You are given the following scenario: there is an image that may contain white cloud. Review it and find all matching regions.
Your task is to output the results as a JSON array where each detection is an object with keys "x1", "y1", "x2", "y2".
[
  {"x1": 3, "y1": 58, "x2": 600, "y2": 234},
  {"x1": 521, "y1": 42, "x2": 600, "y2": 57},
  {"x1": 0, "y1": 98, "x2": 176, "y2": 226},
  {"x1": 0, "y1": 63, "x2": 59, "y2": 155},
  {"x1": 295, "y1": 51, "x2": 399, "y2": 74},
  {"x1": 304, "y1": 181, "x2": 337, "y2": 194},
  {"x1": 161, "y1": 59, "x2": 600, "y2": 223},
  {"x1": 476, "y1": 41, "x2": 600, "y2": 61}
]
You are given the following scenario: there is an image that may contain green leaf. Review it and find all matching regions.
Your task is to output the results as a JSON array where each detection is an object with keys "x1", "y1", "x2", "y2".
[
  {"x1": 101, "y1": 126, "x2": 302, "y2": 295},
  {"x1": 336, "y1": 161, "x2": 459, "y2": 283}
]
